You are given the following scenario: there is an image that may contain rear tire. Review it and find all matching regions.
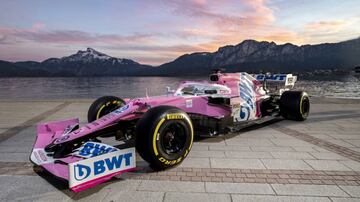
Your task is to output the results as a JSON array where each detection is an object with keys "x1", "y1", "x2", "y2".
[
  {"x1": 280, "y1": 91, "x2": 310, "y2": 121},
  {"x1": 135, "y1": 106, "x2": 194, "y2": 171},
  {"x1": 87, "y1": 96, "x2": 125, "y2": 122}
]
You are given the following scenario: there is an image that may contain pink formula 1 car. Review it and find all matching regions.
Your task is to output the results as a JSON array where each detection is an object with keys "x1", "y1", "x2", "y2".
[{"x1": 30, "y1": 71, "x2": 310, "y2": 191}]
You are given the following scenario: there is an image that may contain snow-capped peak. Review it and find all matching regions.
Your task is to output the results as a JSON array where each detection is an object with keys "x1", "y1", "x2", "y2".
[
  {"x1": 77, "y1": 48, "x2": 111, "y2": 60},
  {"x1": 59, "y1": 48, "x2": 139, "y2": 65}
]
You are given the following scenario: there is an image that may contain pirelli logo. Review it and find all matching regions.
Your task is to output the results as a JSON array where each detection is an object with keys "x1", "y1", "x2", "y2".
[{"x1": 166, "y1": 113, "x2": 185, "y2": 120}]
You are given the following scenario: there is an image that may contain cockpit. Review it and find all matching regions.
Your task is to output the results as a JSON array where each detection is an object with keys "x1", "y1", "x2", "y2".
[{"x1": 174, "y1": 82, "x2": 231, "y2": 96}]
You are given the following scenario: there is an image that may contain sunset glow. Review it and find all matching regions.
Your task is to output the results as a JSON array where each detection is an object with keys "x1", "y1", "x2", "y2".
[{"x1": 0, "y1": 0, "x2": 359, "y2": 65}]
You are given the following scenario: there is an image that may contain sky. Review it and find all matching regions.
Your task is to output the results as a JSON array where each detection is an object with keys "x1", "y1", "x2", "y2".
[{"x1": 0, "y1": 0, "x2": 359, "y2": 65}]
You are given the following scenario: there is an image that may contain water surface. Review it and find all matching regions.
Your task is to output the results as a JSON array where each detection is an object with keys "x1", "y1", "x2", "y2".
[{"x1": 0, "y1": 75, "x2": 359, "y2": 100}]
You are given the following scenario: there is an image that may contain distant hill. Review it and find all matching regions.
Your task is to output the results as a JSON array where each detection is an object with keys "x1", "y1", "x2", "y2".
[
  {"x1": 2, "y1": 48, "x2": 153, "y2": 77},
  {"x1": 1, "y1": 38, "x2": 359, "y2": 77},
  {"x1": 157, "y1": 38, "x2": 360, "y2": 76}
]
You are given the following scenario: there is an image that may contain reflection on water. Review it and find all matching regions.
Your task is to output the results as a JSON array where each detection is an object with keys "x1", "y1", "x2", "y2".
[{"x1": 0, "y1": 75, "x2": 359, "y2": 100}]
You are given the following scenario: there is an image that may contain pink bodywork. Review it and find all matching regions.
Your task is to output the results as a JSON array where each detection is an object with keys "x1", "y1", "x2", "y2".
[{"x1": 30, "y1": 72, "x2": 267, "y2": 191}]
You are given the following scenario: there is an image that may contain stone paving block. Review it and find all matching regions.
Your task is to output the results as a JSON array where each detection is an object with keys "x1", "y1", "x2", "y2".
[
  {"x1": 205, "y1": 182, "x2": 274, "y2": 194},
  {"x1": 236, "y1": 132, "x2": 276, "y2": 139},
  {"x1": 209, "y1": 145, "x2": 251, "y2": 151},
  {"x1": 0, "y1": 126, "x2": 36, "y2": 147},
  {"x1": 191, "y1": 145, "x2": 209, "y2": 151},
  {"x1": 310, "y1": 152, "x2": 349, "y2": 160},
  {"x1": 270, "y1": 152, "x2": 315, "y2": 159},
  {"x1": 178, "y1": 157, "x2": 210, "y2": 168},
  {"x1": 270, "y1": 139, "x2": 314, "y2": 147},
  {"x1": 329, "y1": 134, "x2": 360, "y2": 140},
  {"x1": 102, "y1": 191, "x2": 164, "y2": 202},
  {"x1": 193, "y1": 141, "x2": 226, "y2": 146},
  {"x1": 138, "y1": 180, "x2": 205, "y2": 193},
  {"x1": 100, "y1": 179, "x2": 141, "y2": 191},
  {"x1": 330, "y1": 198, "x2": 360, "y2": 202},
  {"x1": 164, "y1": 192, "x2": 231, "y2": 202},
  {"x1": 232, "y1": 195, "x2": 331, "y2": 202},
  {"x1": 42, "y1": 103, "x2": 89, "y2": 122},
  {"x1": 344, "y1": 140, "x2": 360, "y2": 147},
  {"x1": 13, "y1": 191, "x2": 73, "y2": 202},
  {"x1": 68, "y1": 188, "x2": 111, "y2": 202},
  {"x1": 326, "y1": 140, "x2": 356, "y2": 148},
  {"x1": 339, "y1": 186, "x2": 360, "y2": 197},
  {"x1": 225, "y1": 138, "x2": 275, "y2": 146},
  {"x1": 313, "y1": 147, "x2": 332, "y2": 152},
  {"x1": 225, "y1": 151, "x2": 273, "y2": 159},
  {"x1": 349, "y1": 148, "x2": 360, "y2": 152},
  {"x1": 188, "y1": 150, "x2": 225, "y2": 158},
  {"x1": 0, "y1": 101, "x2": 62, "y2": 129},
  {"x1": 305, "y1": 160, "x2": 352, "y2": 171},
  {"x1": 0, "y1": 152, "x2": 31, "y2": 162},
  {"x1": 308, "y1": 134, "x2": 335, "y2": 140},
  {"x1": 0, "y1": 175, "x2": 65, "y2": 200},
  {"x1": 261, "y1": 159, "x2": 313, "y2": 170},
  {"x1": 271, "y1": 184, "x2": 349, "y2": 197},
  {"x1": 271, "y1": 133, "x2": 296, "y2": 139},
  {"x1": 0, "y1": 145, "x2": 33, "y2": 153},
  {"x1": 210, "y1": 158, "x2": 266, "y2": 169},
  {"x1": 250, "y1": 146, "x2": 294, "y2": 152},
  {"x1": 291, "y1": 146, "x2": 319, "y2": 152},
  {"x1": 339, "y1": 160, "x2": 360, "y2": 171}
]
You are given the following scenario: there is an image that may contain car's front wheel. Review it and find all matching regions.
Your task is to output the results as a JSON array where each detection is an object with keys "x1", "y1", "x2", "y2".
[
  {"x1": 135, "y1": 106, "x2": 194, "y2": 171},
  {"x1": 87, "y1": 96, "x2": 125, "y2": 122}
]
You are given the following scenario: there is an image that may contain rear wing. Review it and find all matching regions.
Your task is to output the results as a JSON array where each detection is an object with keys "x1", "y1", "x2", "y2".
[{"x1": 252, "y1": 74, "x2": 297, "y2": 95}]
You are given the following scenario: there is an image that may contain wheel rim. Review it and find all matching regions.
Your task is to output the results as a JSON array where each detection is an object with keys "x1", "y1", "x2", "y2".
[
  {"x1": 301, "y1": 97, "x2": 310, "y2": 116},
  {"x1": 160, "y1": 122, "x2": 187, "y2": 155}
]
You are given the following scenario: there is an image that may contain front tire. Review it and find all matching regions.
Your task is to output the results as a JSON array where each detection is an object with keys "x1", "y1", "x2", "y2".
[
  {"x1": 87, "y1": 96, "x2": 125, "y2": 122},
  {"x1": 280, "y1": 91, "x2": 310, "y2": 121},
  {"x1": 135, "y1": 106, "x2": 194, "y2": 171}
]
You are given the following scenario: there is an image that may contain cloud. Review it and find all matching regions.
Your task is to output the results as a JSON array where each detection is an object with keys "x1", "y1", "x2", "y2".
[
  {"x1": 302, "y1": 18, "x2": 360, "y2": 44},
  {"x1": 31, "y1": 22, "x2": 46, "y2": 31},
  {"x1": 305, "y1": 20, "x2": 347, "y2": 32},
  {"x1": 165, "y1": 0, "x2": 275, "y2": 31},
  {"x1": 159, "y1": 0, "x2": 298, "y2": 50},
  {"x1": 0, "y1": 26, "x2": 154, "y2": 45}
]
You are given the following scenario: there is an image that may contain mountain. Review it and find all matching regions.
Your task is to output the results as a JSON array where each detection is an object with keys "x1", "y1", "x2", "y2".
[
  {"x1": 5, "y1": 48, "x2": 152, "y2": 77},
  {"x1": 157, "y1": 38, "x2": 360, "y2": 75},
  {"x1": 1, "y1": 38, "x2": 359, "y2": 77}
]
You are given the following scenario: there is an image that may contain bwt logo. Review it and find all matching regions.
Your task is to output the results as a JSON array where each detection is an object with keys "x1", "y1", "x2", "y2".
[
  {"x1": 256, "y1": 74, "x2": 286, "y2": 81},
  {"x1": 73, "y1": 152, "x2": 133, "y2": 181}
]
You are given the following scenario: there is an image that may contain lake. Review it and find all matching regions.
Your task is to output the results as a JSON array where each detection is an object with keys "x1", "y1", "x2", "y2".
[{"x1": 0, "y1": 75, "x2": 359, "y2": 100}]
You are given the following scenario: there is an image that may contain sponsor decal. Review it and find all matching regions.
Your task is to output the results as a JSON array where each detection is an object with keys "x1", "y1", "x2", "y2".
[
  {"x1": 30, "y1": 148, "x2": 55, "y2": 165},
  {"x1": 185, "y1": 99, "x2": 193, "y2": 108},
  {"x1": 62, "y1": 124, "x2": 78, "y2": 137},
  {"x1": 234, "y1": 74, "x2": 257, "y2": 122},
  {"x1": 69, "y1": 147, "x2": 136, "y2": 190},
  {"x1": 54, "y1": 134, "x2": 70, "y2": 144},
  {"x1": 166, "y1": 113, "x2": 185, "y2": 120},
  {"x1": 255, "y1": 74, "x2": 286, "y2": 81},
  {"x1": 74, "y1": 142, "x2": 119, "y2": 158},
  {"x1": 112, "y1": 104, "x2": 129, "y2": 114}
]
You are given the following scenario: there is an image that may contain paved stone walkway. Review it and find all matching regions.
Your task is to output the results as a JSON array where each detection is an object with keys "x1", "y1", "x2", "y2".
[{"x1": 0, "y1": 98, "x2": 359, "y2": 201}]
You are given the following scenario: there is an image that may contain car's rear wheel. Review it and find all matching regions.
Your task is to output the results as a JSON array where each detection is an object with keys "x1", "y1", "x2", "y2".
[
  {"x1": 135, "y1": 106, "x2": 194, "y2": 171},
  {"x1": 87, "y1": 96, "x2": 125, "y2": 122},
  {"x1": 280, "y1": 91, "x2": 310, "y2": 121}
]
